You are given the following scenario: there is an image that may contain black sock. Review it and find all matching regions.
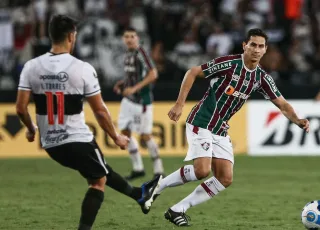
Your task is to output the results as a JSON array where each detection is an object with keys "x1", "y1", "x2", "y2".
[
  {"x1": 105, "y1": 164, "x2": 142, "y2": 200},
  {"x1": 78, "y1": 188, "x2": 104, "y2": 230}
]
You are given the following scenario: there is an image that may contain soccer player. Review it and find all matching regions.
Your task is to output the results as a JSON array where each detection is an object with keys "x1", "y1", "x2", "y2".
[
  {"x1": 113, "y1": 27, "x2": 164, "y2": 180},
  {"x1": 15, "y1": 15, "x2": 161, "y2": 230},
  {"x1": 154, "y1": 28, "x2": 310, "y2": 226}
]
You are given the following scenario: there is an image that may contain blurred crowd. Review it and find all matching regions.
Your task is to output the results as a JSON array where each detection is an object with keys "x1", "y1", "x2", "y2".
[{"x1": 0, "y1": 0, "x2": 319, "y2": 88}]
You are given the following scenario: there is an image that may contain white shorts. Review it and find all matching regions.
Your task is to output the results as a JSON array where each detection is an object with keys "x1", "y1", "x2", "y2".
[
  {"x1": 118, "y1": 98, "x2": 153, "y2": 134},
  {"x1": 184, "y1": 123, "x2": 234, "y2": 164}
]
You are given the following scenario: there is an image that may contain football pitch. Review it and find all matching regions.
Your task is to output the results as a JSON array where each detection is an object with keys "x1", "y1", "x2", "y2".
[{"x1": 0, "y1": 155, "x2": 318, "y2": 230}]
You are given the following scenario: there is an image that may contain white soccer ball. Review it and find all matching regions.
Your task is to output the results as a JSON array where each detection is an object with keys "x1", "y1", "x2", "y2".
[{"x1": 302, "y1": 201, "x2": 320, "y2": 229}]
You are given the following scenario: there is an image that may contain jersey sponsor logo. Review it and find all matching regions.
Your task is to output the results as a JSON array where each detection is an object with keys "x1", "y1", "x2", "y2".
[
  {"x1": 40, "y1": 72, "x2": 69, "y2": 82},
  {"x1": 45, "y1": 134, "x2": 69, "y2": 144},
  {"x1": 207, "y1": 60, "x2": 215, "y2": 67},
  {"x1": 265, "y1": 75, "x2": 278, "y2": 92},
  {"x1": 46, "y1": 129, "x2": 66, "y2": 135},
  {"x1": 232, "y1": 74, "x2": 240, "y2": 81},
  {"x1": 124, "y1": 66, "x2": 136, "y2": 72},
  {"x1": 225, "y1": 85, "x2": 249, "y2": 99},
  {"x1": 208, "y1": 61, "x2": 232, "y2": 74},
  {"x1": 225, "y1": 85, "x2": 235, "y2": 95}
]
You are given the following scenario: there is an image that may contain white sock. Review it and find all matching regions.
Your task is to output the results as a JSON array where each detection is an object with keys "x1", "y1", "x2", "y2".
[
  {"x1": 128, "y1": 137, "x2": 144, "y2": 172},
  {"x1": 146, "y1": 139, "x2": 164, "y2": 174},
  {"x1": 171, "y1": 176, "x2": 225, "y2": 213},
  {"x1": 156, "y1": 165, "x2": 198, "y2": 194}
]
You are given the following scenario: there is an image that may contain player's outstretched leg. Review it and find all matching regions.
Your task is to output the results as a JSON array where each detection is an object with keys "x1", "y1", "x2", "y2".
[
  {"x1": 78, "y1": 177, "x2": 106, "y2": 230},
  {"x1": 155, "y1": 157, "x2": 211, "y2": 197},
  {"x1": 141, "y1": 134, "x2": 164, "y2": 178},
  {"x1": 164, "y1": 158, "x2": 232, "y2": 227},
  {"x1": 105, "y1": 164, "x2": 162, "y2": 214},
  {"x1": 125, "y1": 136, "x2": 145, "y2": 180}
]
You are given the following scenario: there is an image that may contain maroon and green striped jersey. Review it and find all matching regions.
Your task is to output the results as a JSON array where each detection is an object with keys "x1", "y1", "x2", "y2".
[
  {"x1": 186, "y1": 54, "x2": 281, "y2": 136},
  {"x1": 124, "y1": 46, "x2": 155, "y2": 105}
]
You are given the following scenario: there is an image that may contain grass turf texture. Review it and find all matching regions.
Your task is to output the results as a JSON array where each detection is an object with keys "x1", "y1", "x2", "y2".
[{"x1": 0, "y1": 156, "x2": 317, "y2": 230}]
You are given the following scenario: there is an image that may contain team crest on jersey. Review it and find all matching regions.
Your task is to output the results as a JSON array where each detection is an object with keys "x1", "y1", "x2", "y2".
[
  {"x1": 201, "y1": 142, "x2": 210, "y2": 151},
  {"x1": 253, "y1": 81, "x2": 259, "y2": 90}
]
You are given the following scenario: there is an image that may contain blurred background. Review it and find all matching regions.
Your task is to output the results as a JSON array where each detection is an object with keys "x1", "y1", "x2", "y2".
[
  {"x1": 0, "y1": 0, "x2": 320, "y2": 154},
  {"x1": 0, "y1": 0, "x2": 320, "y2": 91}
]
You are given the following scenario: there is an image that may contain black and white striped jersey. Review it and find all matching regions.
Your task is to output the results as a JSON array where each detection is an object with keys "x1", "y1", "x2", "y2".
[{"x1": 18, "y1": 52, "x2": 100, "y2": 149}]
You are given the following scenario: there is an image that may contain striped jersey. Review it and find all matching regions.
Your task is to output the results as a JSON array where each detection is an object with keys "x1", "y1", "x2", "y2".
[
  {"x1": 123, "y1": 46, "x2": 155, "y2": 105},
  {"x1": 186, "y1": 54, "x2": 281, "y2": 136},
  {"x1": 18, "y1": 52, "x2": 101, "y2": 148}
]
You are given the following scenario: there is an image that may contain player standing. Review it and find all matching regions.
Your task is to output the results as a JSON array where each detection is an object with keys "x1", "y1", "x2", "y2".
[
  {"x1": 15, "y1": 15, "x2": 161, "y2": 230},
  {"x1": 153, "y1": 29, "x2": 310, "y2": 226},
  {"x1": 113, "y1": 28, "x2": 164, "y2": 180}
]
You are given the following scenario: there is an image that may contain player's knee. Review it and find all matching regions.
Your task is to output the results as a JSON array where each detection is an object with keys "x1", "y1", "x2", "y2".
[
  {"x1": 194, "y1": 167, "x2": 210, "y2": 180},
  {"x1": 216, "y1": 175, "x2": 233, "y2": 188},
  {"x1": 88, "y1": 176, "x2": 106, "y2": 191},
  {"x1": 140, "y1": 134, "x2": 151, "y2": 142}
]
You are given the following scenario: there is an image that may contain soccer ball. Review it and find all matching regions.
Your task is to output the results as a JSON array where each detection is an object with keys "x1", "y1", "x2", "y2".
[{"x1": 302, "y1": 201, "x2": 320, "y2": 229}]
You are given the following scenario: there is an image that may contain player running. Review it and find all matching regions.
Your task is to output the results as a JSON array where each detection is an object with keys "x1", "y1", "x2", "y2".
[
  {"x1": 153, "y1": 28, "x2": 310, "y2": 226},
  {"x1": 113, "y1": 27, "x2": 164, "y2": 180},
  {"x1": 15, "y1": 15, "x2": 161, "y2": 230}
]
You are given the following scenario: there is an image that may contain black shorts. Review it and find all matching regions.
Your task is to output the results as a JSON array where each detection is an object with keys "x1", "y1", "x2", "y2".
[{"x1": 45, "y1": 139, "x2": 109, "y2": 180}]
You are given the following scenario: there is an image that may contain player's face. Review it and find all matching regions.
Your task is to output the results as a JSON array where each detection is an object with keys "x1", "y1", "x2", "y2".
[
  {"x1": 123, "y1": 31, "x2": 139, "y2": 49},
  {"x1": 243, "y1": 36, "x2": 267, "y2": 62}
]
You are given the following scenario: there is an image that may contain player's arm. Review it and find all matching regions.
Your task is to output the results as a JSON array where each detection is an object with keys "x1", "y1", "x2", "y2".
[
  {"x1": 122, "y1": 68, "x2": 157, "y2": 97},
  {"x1": 87, "y1": 94, "x2": 129, "y2": 149},
  {"x1": 258, "y1": 74, "x2": 309, "y2": 132},
  {"x1": 271, "y1": 96, "x2": 309, "y2": 132},
  {"x1": 168, "y1": 66, "x2": 203, "y2": 121},
  {"x1": 16, "y1": 61, "x2": 37, "y2": 142},
  {"x1": 16, "y1": 90, "x2": 37, "y2": 135},
  {"x1": 86, "y1": 94, "x2": 117, "y2": 139},
  {"x1": 113, "y1": 79, "x2": 125, "y2": 95},
  {"x1": 83, "y1": 63, "x2": 129, "y2": 149}
]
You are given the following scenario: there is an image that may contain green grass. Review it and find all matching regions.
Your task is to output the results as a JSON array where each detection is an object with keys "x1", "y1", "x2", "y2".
[{"x1": 0, "y1": 156, "x2": 318, "y2": 230}]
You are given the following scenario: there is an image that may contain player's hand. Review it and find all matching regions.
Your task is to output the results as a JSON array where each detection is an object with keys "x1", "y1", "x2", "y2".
[
  {"x1": 113, "y1": 80, "x2": 124, "y2": 95},
  {"x1": 297, "y1": 119, "x2": 310, "y2": 133},
  {"x1": 114, "y1": 134, "x2": 130, "y2": 150},
  {"x1": 26, "y1": 124, "x2": 38, "y2": 142},
  {"x1": 168, "y1": 103, "x2": 184, "y2": 122},
  {"x1": 113, "y1": 85, "x2": 122, "y2": 95},
  {"x1": 122, "y1": 87, "x2": 136, "y2": 97}
]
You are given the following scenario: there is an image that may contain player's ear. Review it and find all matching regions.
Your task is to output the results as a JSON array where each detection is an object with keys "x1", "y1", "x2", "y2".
[
  {"x1": 242, "y1": 42, "x2": 246, "y2": 52},
  {"x1": 68, "y1": 32, "x2": 72, "y2": 43}
]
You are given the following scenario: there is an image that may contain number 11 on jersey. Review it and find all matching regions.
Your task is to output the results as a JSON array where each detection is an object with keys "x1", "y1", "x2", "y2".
[{"x1": 45, "y1": 91, "x2": 65, "y2": 125}]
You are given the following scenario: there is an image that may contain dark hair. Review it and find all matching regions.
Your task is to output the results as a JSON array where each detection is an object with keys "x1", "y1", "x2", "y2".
[
  {"x1": 49, "y1": 15, "x2": 77, "y2": 44},
  {"x1": 123, "y1": 27, "x2": 137, "y2": 34},
  {"x1": 245, "y1": 28, "x2": 268, "y2": 44}
]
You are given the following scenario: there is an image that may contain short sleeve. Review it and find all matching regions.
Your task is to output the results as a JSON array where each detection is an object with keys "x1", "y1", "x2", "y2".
[
  {"x1": 18, "y1": 61, "x2": 32, "y2": 91},
  {"x1": 201, "y1": 59, "x2": 216, "y2": 78},
  {"x1": 137, "y1": 47, "x2": 155, "y2": 71},
  {"x1": 200, "y1": 57, "x2": 233, "y2": 79},
  {"x1": 82, "y1": 62, "x2": 101, "y2": 97},
  {"x1": 257, "y1": 74, "x2": 281, "y2": 100}
]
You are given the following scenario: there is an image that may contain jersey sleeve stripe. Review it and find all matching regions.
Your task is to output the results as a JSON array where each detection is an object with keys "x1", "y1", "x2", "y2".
[
  {"x1": 262, "y1": 78, "x2": 278, "y2": 99},
  {"x1": 18, "y1": 86, "x2": 31, "y2": 90},
  {"x1": 84, "y1": 89, "x2": 101, "y2": 97},
  {"x1": 138, "y1": 47, "x2": 153, "y2": 69}
]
